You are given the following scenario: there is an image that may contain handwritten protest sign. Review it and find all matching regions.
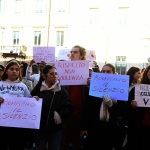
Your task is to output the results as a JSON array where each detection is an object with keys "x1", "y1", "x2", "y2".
[
  {"x1": 54, "y1": 60, "x2": 89, "y2": 85},
  {"x1": 135, "y1": 84, "x2": 150, "y2": 107},
  {"x1": 89, "y1": 72, "x2": 129, "y2": 101},
  {"x1": 33, "y1": 46, "x2": 55, "y2": 63},
  {"x1": 57, "y1": 48, "x2": 71, "y2": 61},
  {"x1": 86, "y1": 50, "x2": 96, "y2": 67},
  {"x1": 0, "y1": 96, "x2": 42, "y2": 129}
]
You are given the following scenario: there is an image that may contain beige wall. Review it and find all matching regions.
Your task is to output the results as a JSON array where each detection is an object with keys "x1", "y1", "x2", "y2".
[{"x1": 0, "y1": 0, "x2": 150, "y2": 70}]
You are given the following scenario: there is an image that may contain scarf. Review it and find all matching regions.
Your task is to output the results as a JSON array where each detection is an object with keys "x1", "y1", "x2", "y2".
[{"x1": 99, "y1": 101, "x2": 110, "y2": 122}]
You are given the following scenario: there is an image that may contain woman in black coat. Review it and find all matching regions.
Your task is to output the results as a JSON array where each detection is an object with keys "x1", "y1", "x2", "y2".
[
  {"x1": 80, "y1": 63, "x2": 127, "y2": 150},
  {"x1": 31, "y1": 65, "x2": 73, "y2": 150}
]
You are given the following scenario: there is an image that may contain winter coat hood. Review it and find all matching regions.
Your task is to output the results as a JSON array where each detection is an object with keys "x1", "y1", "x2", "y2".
[{"x1": 40, "y1": 80, "x2": 61, "y2": 92}]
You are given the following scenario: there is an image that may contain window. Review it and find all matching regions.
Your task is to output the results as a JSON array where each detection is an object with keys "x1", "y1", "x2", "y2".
[
  {"x1": 118, "y1": 6, "x2": 129, "y2": 26},
  {"x1": 56, "y1": 31, "x2": 64, "y2": 46},
  {"x1": 34, "y1": 31, "x2": 41, "y2": 45},
  {"x1": 35, "y1": 0, "x2": 45, "y2": 14},
  {"x1": 13, "y1": 31, "x2": 20, "y2": 45},
  {"x1": 89, "y1": 8, "x2": 99, "y2": 25},
  {"x1": 115, "y1": 56, "x2": 127, "y2": 74},
  {"x1": 116, "y1": 56, "x2": 121, "y2": 61},
  {"x1": 58, "y1": 0, "x2": 69, "y2": 12},
  {"x1": 52, "y1": 0, "x2": 70, "y2": 13},
  {"x1": 15, "y1": 0, "x2": 23, "y2": 14}
]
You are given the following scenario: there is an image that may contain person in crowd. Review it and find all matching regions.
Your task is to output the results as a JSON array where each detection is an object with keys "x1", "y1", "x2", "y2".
[
  {"x1": 20, "y1": 61, "x2": 36, "y2": 149},
  {"x1": 20, "y1": 61, "x2": 28, "y2": 77},
  {"x1": 26, "y1": 59, "x2": 46, "y2": 88},
  {"x1": 38, "y1": 61, "x2": 47, "y2": 74},
  {"x1": 20, "y1": 61, "x2": 33, "y2": 92},
  {"x1": 92, "y1": 60, "x2": 99, "y2": 69},
  {"x1": 126, "y1": 64, "x2": 150, "y2": 150},
  {"x1": 31, "y1": 65, "x2": 73, "y2": 150},
  {"x1": 0, "y1": 60, "x2": 38, "y2": 150},
  {"x1": 80, "y1": 63, "x2": 127, "y2": 150},
  {"x1": 92, "y1": 67, "x2": 100, "y2": 73},
  {"x1": 126, "y1": 66, "x2": 141, "y2": 92},
  {"x1": 0, "y1": 64, "x2": 5, "y2": 80},
  {"x1": 89, "y1": 68, "x2": 93, "y2": 77},
  {"x1": 32, "y1": 63, "x2": 40, "y2": 74},
  {"x1": 121, "y1": 66, "x2": 141, "y2": 150},
  {"x1": 61, "y1": 45, "x2": 87, "y2": 150},
  {"x1": 88, "y1": 67, "x2": 100, "y2": 78}
]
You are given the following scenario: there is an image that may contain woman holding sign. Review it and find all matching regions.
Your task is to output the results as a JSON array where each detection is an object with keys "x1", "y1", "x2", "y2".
[
  {"x1": 0, "y1": 60, "x2": 39, "y2": 150},
  {"x1": 31, "y1": 65, "x2": 73, "y2": 150},
  {"x1": 80, "y1": 63, "x2": 127, "y2": 150},
  {"x1": 127, "y1": 65, "x2": 150, "y2": 150}
]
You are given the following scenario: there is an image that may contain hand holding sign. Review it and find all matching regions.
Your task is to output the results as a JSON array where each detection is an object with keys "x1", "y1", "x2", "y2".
[
  {"x1": 103, "y1": 94, "x2": 113, "y2": 107},
  {"x1": 131, "y1": 100, "x2": 138, "y2": 108},
  {"x1": 135, "y1": 84, "x2": 150, "y2": 107}
]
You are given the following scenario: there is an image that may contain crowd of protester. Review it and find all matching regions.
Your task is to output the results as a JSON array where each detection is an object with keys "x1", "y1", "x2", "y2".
[{"x1": 0, "y1": 45, "x2": 149, "y2": 150}]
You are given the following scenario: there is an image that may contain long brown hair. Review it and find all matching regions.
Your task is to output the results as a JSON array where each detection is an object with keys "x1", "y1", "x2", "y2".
[
  {"x1": 140, "y1": 65, "x2": 150, "y2": 84},
  {"x1": 1, "y1": 61, "x2": 22, "y2": 81}
]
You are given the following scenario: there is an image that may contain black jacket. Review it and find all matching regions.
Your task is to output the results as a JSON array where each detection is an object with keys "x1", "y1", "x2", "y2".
[
  {"x1": 33, "y1": 81, "x2": 73, "y2": 133},
  {"x1": 80, "y1": 88, "x2": 126, "y2": 131}
]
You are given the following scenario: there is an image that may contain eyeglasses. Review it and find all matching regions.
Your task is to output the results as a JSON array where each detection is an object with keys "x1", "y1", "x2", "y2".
[
  {"x1": 70, "y1": 51, "x2": 79, "y2": 54},
  {"x1": 49, "y1": 72, "x2": 58, "y2": 77},
  {"x1": 8, "y1": 68, "x2": 19, "y2": 72}
]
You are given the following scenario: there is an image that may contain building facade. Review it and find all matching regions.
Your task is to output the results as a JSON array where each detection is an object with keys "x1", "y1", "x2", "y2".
[{"x1": 0, "y1": 0, "x2": 150, "y2": 73}]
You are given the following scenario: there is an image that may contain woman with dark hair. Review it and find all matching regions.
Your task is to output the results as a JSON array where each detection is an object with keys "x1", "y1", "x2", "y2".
[
  {"x1": 127, "y1": 64, "x2": 150, "y2": 150},
  {"x1": 126, "y1": 66, "x2": 141, "y2": 92},
  {"x1": 92, "y1": 67, "x2": 100, "y2": 73},
  {"x1": 121, "y1": 66, "x2": 141, "y2": 150},
  {"x1": 20, "y1": 61, "x2": 28, "y2": 77},
  {"x1": 1, "y1": 60, "x2": 22, "y2": 81},
  {"x1": 101, "y1": 63, "x2": 115, "y2": 73},
  {"x1": 0, "y1": 60, "x2": 38, "y2": 150},
  {"x1": 80, "y1": 63, "x2": 127, "y2": 150},
  {"x1": 0, "y1": 64, "x2": 5, "y2": 80},
  {"x1": 31, "y1": 65, "x2": 73, "y2": 150}
]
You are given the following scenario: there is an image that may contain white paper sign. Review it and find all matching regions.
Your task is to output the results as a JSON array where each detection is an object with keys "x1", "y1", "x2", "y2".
[
  {"x1": 57, "y1": 48, "x2": 71, "y2": 61},
  {"x1": 33, "y1": 46, "x2": 55, "y2": 63},
  {"x1": 54, "y1": 60, "x2": 89, "y2": 85},
  {"x1": 0, "y1": 96, "x2": 42, "y2": 129},
  {"x1": 86, "y1": 50, "x2": 96, "y2": 67},
  {"x1": 135, "y1": 84, "x2": 150, "y2": 107},
  {"x1": 89, "y1": 72, "x2": 129, "y2": 101}
]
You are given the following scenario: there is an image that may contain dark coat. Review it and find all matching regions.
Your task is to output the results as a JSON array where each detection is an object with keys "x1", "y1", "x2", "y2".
[
  {"x1": 80, "y1": 89, "x2": 126, "y2": 131},
  {"x1": 36, "y1": 87, "x2": 73, "y2": 133},
  {"x1": 127, "y1": 87, "x2": 147, "y2": 129}
]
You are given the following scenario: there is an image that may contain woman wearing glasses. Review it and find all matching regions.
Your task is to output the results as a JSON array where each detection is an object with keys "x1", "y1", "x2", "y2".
[{"x1": 31, "y1": 65, "x2": 73, "y2": 150}]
